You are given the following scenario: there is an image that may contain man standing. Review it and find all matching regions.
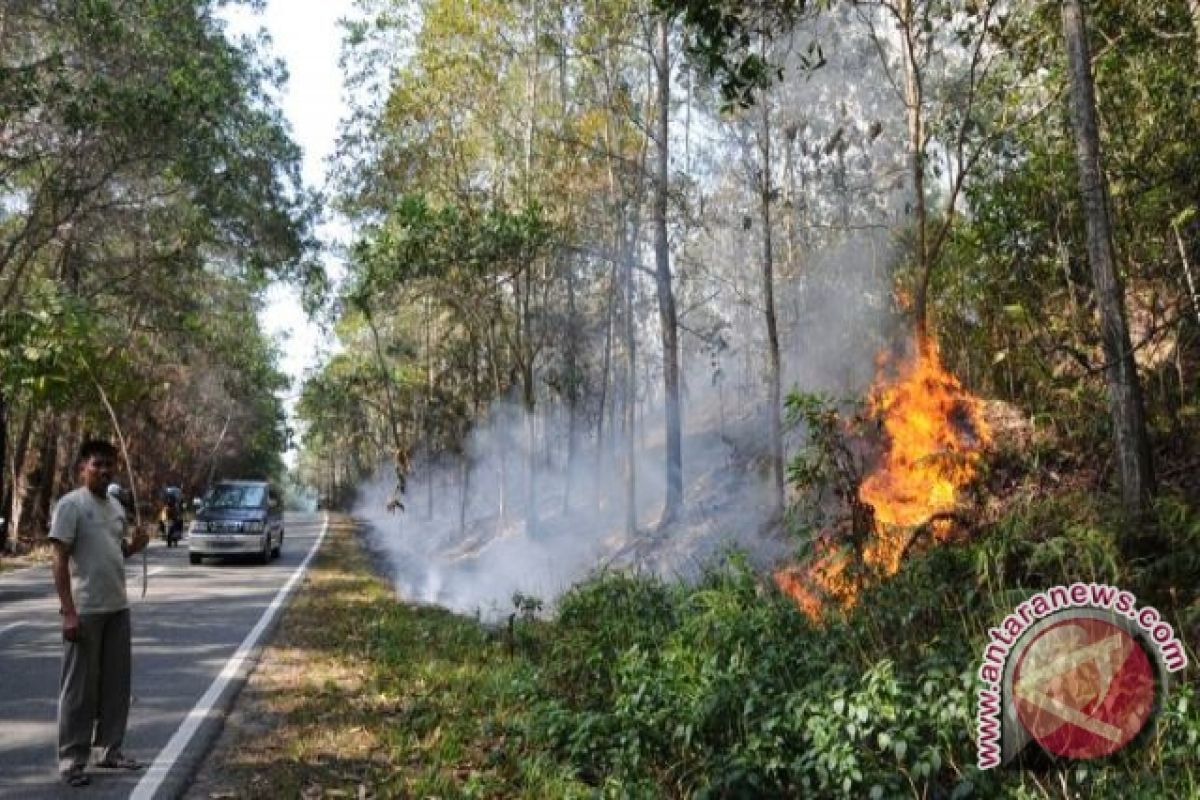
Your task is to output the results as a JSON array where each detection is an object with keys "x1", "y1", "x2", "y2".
[{"x1": 49, "y1": 440, "x2": 150, "y2": 787}]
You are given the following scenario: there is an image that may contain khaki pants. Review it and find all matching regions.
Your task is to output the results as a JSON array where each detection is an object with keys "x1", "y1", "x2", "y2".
[{"x1": 57, "y1": 608, "x2": 131, "y2": 772}]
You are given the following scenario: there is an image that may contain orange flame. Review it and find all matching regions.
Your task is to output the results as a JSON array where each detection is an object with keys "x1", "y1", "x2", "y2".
[
  {"x1": 776, "y1": 337, "x2": 991, "y2": 618},
  {"x1": 859, "y1": 338, "x2": 991, "y2": 574},
  {"x1": 774, "y1": 538, "x2": 854, "y2": 619}
]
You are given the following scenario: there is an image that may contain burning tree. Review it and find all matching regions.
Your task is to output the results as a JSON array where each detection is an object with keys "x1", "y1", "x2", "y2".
[{"x1": 777, "y1": 337, "x2": 992, "y2": 619}]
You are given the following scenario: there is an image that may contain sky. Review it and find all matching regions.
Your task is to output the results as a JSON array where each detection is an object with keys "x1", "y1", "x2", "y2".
[{"x1": 221, "y1": 0, "x2": 357, "y2": 462}]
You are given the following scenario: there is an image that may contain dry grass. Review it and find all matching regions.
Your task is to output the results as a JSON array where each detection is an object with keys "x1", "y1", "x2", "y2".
[
  {"x1": 0, "y1": 540, "x2": 55, "y2": 573},
  {"x1": 184, "y1": 514, "x2": 583, "y2": 800}
]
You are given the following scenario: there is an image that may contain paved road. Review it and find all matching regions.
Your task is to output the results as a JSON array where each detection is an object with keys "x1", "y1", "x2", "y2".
[{"x1": 0, "y1": 512, "x2": 327, "y2": 799}]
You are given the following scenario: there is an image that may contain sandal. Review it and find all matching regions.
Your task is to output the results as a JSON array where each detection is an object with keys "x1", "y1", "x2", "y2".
[
  {"x1": 62, "y1": 765, "x2": 90, "y2": 787},
  {"x1": 95, "y1": 751, "x2": 143, "y2": 770}
]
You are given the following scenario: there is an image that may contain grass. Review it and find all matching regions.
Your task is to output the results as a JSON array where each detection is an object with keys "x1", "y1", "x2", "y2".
[
  {"x1": 188, "y1": 515, "x2": 587, "y2": 800},
  {"x1": 190, "y1": 495, "x2": 1200, "y2": 800}
]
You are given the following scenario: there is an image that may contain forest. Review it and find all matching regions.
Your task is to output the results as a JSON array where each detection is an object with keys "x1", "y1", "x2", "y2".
[
  {"x1": 5, "y1": 0, "x2": 1200, "y2": 797},
  {"x1": 0, "y1": 0, "x2": 324, "y2": 542}
]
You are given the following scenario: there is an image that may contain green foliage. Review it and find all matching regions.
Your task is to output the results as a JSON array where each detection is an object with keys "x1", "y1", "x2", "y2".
[
  {"x1": 0, "y1": 293, "x2": 98, "y2": 406},
  {"x1": 299, "y1": 191, "x2": 557, "y2": 497},
  {"x1": 542, "y1": 573, "x2": 680, "y2": 712},
  {"x1": 656, "y1": 0, "x2": 822, "y2": 110},
  {"x1": 348, "y1": 194, "x2": 553, "y2": 306},
  {"x1": 530, "y1": 559, "x2": 984, "y2": 797},
  {"x1": 508, "y1": 487, "x2": 1200, "y2": 798},
  {"x1": 784, "y1": 391, "x2": 869, "y2": 523},
  {"x1": 0, "y1": 1, "x2": 310, "y2": 528},
  {"x1": 935, "y1": 0, "x2": 1200, "y2": 463}
]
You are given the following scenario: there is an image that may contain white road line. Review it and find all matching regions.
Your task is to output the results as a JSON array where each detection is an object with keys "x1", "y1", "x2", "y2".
[
  {"x1": 130, "y1": 514, "x2": 329, "y2": 800},
  {"x1": 0, "y1": 621, "x2": 29, "y2": 637}
]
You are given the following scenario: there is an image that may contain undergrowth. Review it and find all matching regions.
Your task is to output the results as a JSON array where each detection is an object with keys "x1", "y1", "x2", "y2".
[
  {"x1": 206, "y1": 498, "x2": 1200, "y2": 799},
  {"x1": 519, "y1": 490, "x2": 1200, "y2": 799}
]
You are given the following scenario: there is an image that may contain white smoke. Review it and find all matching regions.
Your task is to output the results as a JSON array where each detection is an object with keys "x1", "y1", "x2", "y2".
[
  {"x1": 353, "y1": 387, "x2": 787, "y2": 619},
  {"x1": 353, "y1": 236, "x2": 898, "y2": 620},
  {"x1": 351, "y1": 8, "x2": 912, "y2": 619}
]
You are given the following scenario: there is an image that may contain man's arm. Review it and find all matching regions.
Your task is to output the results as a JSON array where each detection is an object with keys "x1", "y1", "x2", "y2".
[{"x1": 51, "y1": 541, "x2": 79, "y2": 642}]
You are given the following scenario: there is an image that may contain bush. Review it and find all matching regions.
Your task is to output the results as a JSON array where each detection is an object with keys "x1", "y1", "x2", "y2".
[
  {"x1": 519, "y1": 491, "x2": 1200, "y2": 798},
  {"x1": 543, "y1": 572, "x2": 679, "y2": 711}
]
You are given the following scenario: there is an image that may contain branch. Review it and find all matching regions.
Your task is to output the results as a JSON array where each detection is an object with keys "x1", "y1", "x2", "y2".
[{"x1": 78, "y1": 354, "x2": 147, "y2": 597}]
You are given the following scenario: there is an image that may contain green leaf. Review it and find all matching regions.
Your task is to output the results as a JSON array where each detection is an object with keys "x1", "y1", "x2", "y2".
[
  {"x1": 1172, "y1": 206, "x2": 1196, "y2": 228},
  {"x1": 1002, "y1": 304, "x2": 1027, "y2": 320}
]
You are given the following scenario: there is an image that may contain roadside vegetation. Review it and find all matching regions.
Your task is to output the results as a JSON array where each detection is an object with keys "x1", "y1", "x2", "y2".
[
  {"x1": 198, "y1": 501, "x2": 1199, "y2": 800},
  {"x1": 276, "y1": 2, "x2": 1200, "y2": 797},
  {"x1": 5, "y1": 2, "x2": 1200, "y2": 795}
]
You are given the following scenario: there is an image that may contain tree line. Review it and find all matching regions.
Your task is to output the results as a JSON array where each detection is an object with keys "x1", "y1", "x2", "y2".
[
  {"x1": 0, "y1": 0, "x2": 320, "y2": 549},
  {"x1": 299, "y1": 0, "x2": 1200, "y2": 532}
]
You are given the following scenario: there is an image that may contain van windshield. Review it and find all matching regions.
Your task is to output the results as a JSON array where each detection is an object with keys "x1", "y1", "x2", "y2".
[{"x1": 206, "y1": 485, "x2": 266, "y2": 509}]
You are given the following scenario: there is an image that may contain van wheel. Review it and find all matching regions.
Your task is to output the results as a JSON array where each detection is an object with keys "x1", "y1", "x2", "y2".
[
  {"x1": 258, "y1": 537, "x2": 271, "y2": 564},
  {"x1": 189, "y1": 553, "x2": 201, "y2": 565},
  {"x1": 271, "y1": 535, "x2": 281, "y2": 559}
]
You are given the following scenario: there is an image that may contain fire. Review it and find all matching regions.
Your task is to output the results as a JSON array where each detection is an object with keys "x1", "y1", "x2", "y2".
[
  {"x1": 776, "y1": 336, "x2": 991, "y2": 618},
  {"x1": 859, "y1": 338, "x2": 991, "y2": 574},
  {"x1": 774, "y1": 538, "x2": 854, "y2": 620}
]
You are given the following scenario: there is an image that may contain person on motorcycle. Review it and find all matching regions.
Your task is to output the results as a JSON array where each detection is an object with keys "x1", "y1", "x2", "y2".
[{"x1": 159, "y1": 487, "x2": 184, "y2": 547}]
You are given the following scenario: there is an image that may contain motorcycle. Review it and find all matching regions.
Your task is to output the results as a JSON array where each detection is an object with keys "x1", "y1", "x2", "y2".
[
  {"x1": 159, "y1": 486, "x2": 185, "y2": 547},
  {"x1": 165, "y1": 516, "x2": 183, "y2": 547}
]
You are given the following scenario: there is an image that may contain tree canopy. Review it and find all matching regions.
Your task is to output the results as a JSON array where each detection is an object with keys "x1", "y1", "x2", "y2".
[{"x1": 1, "y1": 0, "x2": 322, "y2": 544}]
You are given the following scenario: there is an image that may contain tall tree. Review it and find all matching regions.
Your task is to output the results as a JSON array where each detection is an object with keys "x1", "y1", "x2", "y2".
[
  {"x1": 0, "y1": 0, "x2": 316, "y2": 548},
  {"x1": 756, "y1": 94, "x2": 786, "y2": 512},
  {"x1": 653, "y1": 15, "x2": 684, "y2": 524},
  {"x1": 1061, "y1": 0, "x2": 1155, "y2": 514}
]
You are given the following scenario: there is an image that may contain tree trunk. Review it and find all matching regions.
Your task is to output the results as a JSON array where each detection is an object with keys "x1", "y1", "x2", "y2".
[
  {"x1": 759, "y1": 100, "x2": 786, "y2": 513},
  {"x1": 1190, "y1": 0, "x2": 1200, "y2": 66},
  {"x1": 7, "y1": 404, "x2": 34, "y2": 542},
  {"x1": 54, "y1": 413, "x2": 81, "y2": 503},
  {"x1": 1172, "y1": 222, "x2": 1200, "y2": 325},
  {"x1": 365, "y1": 308, "x2": 410, "y2": 512},
  {"x1": 29, "y1": 412, "x2": 60, "y2": 538},
  {"x1": 559, "y1": 20, "x2": 578, "y2": 517},
  {"x1": 523, "y1": 0, "x2": 539, "y2": 202},
  {"x1": 425, "y1": 297, "x2": 434, "y2": 521},
  {"x1": 0, "y1": 392, "x2": 7, "y2": 552},
  {"x1": 597, "y1": 255, "x2": 617, "y2": 451},
  {"x1": 564, "y1": 254, "x2": 578, "y2": 513},
  {"x1": 485, "y1": 315, "x2": 509, "y2": 522},
  {"x1": 1061, "y1": 0, "x2": 1155, "y2": 514},
  {"x1": 782, "y1": 122, "x2": 800, "y2": 277},
  {"x1": 899, "y1": 0, "x2": 930, "y2": 350},
  {"x1": 522, "y1": 260, "x2": 538, "y2": 536},
  {"x1": 653, "y1": 17, "x2": 683, "y2": 525},
  {"x1": 459, "y1": 451, "x2": 470, "y2": 536},
  {"x1": 623, "y1": 233, "x2": 638, "y2": 537}
]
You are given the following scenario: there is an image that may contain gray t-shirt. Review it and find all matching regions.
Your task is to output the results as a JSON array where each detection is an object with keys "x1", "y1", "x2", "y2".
[{"x1": 49, "y1": 487, "x2": 128, "y2": 613}]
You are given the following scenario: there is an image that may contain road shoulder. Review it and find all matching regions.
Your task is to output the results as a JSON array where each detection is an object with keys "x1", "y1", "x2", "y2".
[{"x1": 182, "y1": 514, "x2": 378, "y2": 799}]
